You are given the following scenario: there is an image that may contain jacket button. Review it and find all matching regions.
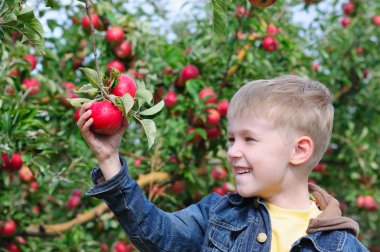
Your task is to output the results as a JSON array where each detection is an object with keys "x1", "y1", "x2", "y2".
[{"x1": 257, "y1": 233, "x2": 267, "y2": 243}]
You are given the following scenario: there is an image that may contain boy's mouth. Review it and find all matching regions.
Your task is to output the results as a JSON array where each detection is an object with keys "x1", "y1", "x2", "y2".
[{"x1": 234, "y1": 167, "x2": 253, "y2": 174}]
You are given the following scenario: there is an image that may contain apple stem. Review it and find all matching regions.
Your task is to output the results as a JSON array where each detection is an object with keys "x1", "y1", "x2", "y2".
[{"x1": 83, "y1": 0, "x2": 108, "y2": 99}]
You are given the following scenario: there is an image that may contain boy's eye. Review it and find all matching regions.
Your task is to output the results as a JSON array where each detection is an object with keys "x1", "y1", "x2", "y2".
[
  {"x1": 227, "y1": 137, "x2": 235, "y2": 142},
  {"x1": 245, "y1": 137, "x2": 256, "y2": 142}
]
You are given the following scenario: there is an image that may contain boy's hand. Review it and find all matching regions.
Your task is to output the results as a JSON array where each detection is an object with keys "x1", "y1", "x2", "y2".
[{"x1": 77, "y1": 101, "x2": 127, "y2": 180}]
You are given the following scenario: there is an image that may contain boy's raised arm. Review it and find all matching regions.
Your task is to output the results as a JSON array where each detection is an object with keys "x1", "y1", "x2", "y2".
[{"x1": 77, "y1": 101, "x2": 126, "y2": 180}]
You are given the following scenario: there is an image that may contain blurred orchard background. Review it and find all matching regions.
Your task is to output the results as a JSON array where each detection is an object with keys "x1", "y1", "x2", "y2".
[{"x1": 1, "y1": 0, "x2": 380, "y2": 251}]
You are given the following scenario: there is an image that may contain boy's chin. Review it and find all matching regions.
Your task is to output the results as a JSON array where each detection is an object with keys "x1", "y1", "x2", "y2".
[{"x1": 236, "y1": 188, "x2": 257, "y2": 198}]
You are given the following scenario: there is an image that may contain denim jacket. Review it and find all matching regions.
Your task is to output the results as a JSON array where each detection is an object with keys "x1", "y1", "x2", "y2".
[{"x1": 86, "y1": 157, "x2": 369, "y2": 252}]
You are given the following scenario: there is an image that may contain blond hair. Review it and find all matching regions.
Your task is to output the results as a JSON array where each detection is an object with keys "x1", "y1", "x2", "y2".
[{"x1": 227, "y1": 75, "x2": 334, "y2": 168}]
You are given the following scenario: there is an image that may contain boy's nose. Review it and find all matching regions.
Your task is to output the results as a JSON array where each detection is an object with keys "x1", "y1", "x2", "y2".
[{"x1": 227, "y1": 144, "x2": 243, "y2": 160}]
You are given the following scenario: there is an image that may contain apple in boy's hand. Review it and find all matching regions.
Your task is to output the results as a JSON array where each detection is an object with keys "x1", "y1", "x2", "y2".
[{"x1": 89, "y1": 100, "x2": 123, "y2": 135}]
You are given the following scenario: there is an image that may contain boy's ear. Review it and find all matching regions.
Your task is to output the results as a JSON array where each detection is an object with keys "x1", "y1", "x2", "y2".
[{"x1": 290, "y1": 136, "x2": 313, "y2": 166}]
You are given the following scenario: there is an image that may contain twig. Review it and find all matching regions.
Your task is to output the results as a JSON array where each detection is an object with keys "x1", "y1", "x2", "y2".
[{"x1": 83, "y1": 0, "x2": 108, "y2": 99}]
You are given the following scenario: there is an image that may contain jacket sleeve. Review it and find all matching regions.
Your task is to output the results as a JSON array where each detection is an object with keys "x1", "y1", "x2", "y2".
[
  {"x1": 86, "y1": 156, "x2": 221, "y2": 252},
  {"x1": 343, "y1": 234, "x2": 370, "y2": 252}
]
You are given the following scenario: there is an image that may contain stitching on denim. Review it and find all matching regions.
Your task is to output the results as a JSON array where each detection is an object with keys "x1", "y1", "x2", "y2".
[{"x1": 337, "y1": 231, "x2": 346, "y2": 251}]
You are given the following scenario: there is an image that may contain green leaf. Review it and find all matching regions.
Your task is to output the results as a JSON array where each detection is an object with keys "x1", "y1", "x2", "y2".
[
  {"x1": 136, "y1": 79, "x2": 146, "y2": 90},
  {"x1": 211, "y1": 0, "x2": 227, "y2": 39},
  {"x1": 140, "y1": 100, "x2": 165, "y2": 116},
  {"x1": 140, "y1": 119, "x2": 157, "y2": 149},
  {"x1": 79, "y1": 68, "x2": 101, "y2": 88},
  {"x1": 121, "y1": 93, "x2": 135, "y2": 115},
  {"x1": 17, "y1": 8, "x2": 45, "y2": 54},
  {"x1": 0, "y1": 13, "x2": 17, "y2": 25},
  {"x1": 74, "y1": 84, "x2": 99, "y2": 97},
  {"x1": 67, "y1": 98, "x2": 91, "y2": 108},
  {"x1": 135, "y1": 89, "x2": 153, "y2": 107},
  {"x1": 185, "y1": 79, "x2": 200, "y2": 99},
  {"x1": 46, "y1": 0, "x2": 56, "y2": 8}
]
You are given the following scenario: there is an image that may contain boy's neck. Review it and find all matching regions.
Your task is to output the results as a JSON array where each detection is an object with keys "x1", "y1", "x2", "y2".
[{"x1": 264, "y1": 183, "x2": 311, "y2": 210}]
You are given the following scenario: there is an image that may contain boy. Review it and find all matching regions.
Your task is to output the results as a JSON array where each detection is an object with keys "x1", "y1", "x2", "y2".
[{"x1": 77, "y1": 75, "x2": 369, "y2": 251}]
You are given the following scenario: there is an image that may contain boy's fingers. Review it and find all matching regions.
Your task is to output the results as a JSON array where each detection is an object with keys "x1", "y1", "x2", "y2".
[
  {"x1": 77, "y1": 110, "x2": 92, "y2": 129},
  {"x1": 80, "y1": 101, "x2": 94, "y2": 116}
]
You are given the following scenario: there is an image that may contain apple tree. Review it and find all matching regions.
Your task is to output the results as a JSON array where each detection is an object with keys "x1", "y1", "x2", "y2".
[{"x1": 0, "y1": 0, "x2": 379, "y2": 250}]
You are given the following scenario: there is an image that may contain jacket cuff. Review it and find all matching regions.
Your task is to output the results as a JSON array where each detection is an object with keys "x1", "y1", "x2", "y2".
[{"x1": 85, "y1": 156, "x2": 129, "y2": 197}]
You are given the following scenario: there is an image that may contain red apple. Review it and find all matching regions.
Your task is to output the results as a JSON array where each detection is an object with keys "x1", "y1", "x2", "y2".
[
  {"x1": 110, "y1": 75, "x2": 137, "y2": 97},
  {"x1": 113, "y1": 241, "x2": 130, "y2": 252},
  {"x1": 19, "y1": 166, "x2": 34, "y2": 182},
  {"x1": 222, "y1": 182, "x2": 235, "y2": 193},
  {"x1": 4, "y1": 242, "x2": 19, "y2": 252},
  {"x1": 206, "y1": 126, "x2": 221, "y2": 139},
  {"x1": 100, "y1": 243, "x2": 109, "y2": 252},
  {"x1": 267, "y1": 23, "x2": 277, "y2": 35},
  {"x1": 249, "y1": 0, "x2": 276, "y2": 8},
  {"x1": 89, "y1": 100, "x2": 123, "y2": 135},
  {"x1": 185, "y1": 127, "x2": 202, "y2": 143},
  {"x1": 308, "y1": 179, "x2": 317, "y2": 185},
  {"x1": 341, "y1": 17, "x2": 351, "y2": 27},
  {"x1": 164, "y1": 90, "x2": 178, "y2": 108},
  {"x1": 235, "y1": 6, "x2": 251, "y2": 19},
  {"x1": 177, "y1": 64, "x2": 200, "y2": 86},
  {"x1": 16, "y1": 235, "x2": 27, "y2": 245},
  {"x1": 133, "y1": 71, "x2": 146, "y2": 79},
  {"x1": 134, "y1": 159, "x2": 142, "y2": 167},
  {"x1": 106, "y1": 26, "x2": 124, "y2": 45},
  {"x1": 169, "y1": 181, "x2": 185, "y2": 194},
  {"x1": 363, "y1": 69, "x2": 369, "y2": 79},
  {"x1": 1, "y1": 153, "x2": 23, "y2": 172},
  {"x1": 217, "y1": 100, "x2": 229, "y2": 116},
  {"x1": 23, "y1": 55, "x2": 37, "y2": 70},
  {"x1": 355, "y1": 47, "x2": 364, "y2": 55},
  {"x1": 313, "y1": 163, "x2": 327, "y2": 173},
  {"x1": 342, "y1": 2, "x2": 355, "y2": 15},
  {"x1": 212, "y1": 167, "x2": 227, "y2": 180},
  {"x1": 72, "y1": 189, "x2": 82, "y2": 197},
  {"x1": 107, "y1": 60, "x2": 125, "y2": 73},
  {"x1": 373, "y1": 16, "x2": 380, "y2": 26},
  {"x1": 66, "y1": 195, "x2": 81, "y2": 210},
  {"x1": 163, "y1": 67, "x2": 174, "y2": 75},
  {"x1": 262, "y1": 36, "x2": 278, "y2": 52},
  {"x1": 364, "y1": 196, "x2": 377, "y2": 212},
  {"x1": 22, "y1": 78, "x2": 40, "y2": 95},
  {"x1": 81, "y1": 14, "x2": 100, "y2": 30},
  {"x1": 32, "y1": 205, "x2": 40, "y2": 214},
  {"x1": 74, "y1": 109, "x2": 81, "y2": 121},
  {"x1": 30, "y1": 181, "x2": 39, "y2": 192},
  {"x1": 72, "y1": 56, "x2": 83, "y2": 69},
  {"x1": 199, "y1": 88, "x2": 217, "y2": 104},
  {"x1": 8, "y1": 68, "x2": 19, "y2": 77},
  {"x1": 114, "y1": 40, "x2": 132, "y2": 58},
  {"x1": 168, "y1": 155, "x2": 179, "y2": 164},
  {"x1": 206, "y1": 108, "x2": 221, "y2": 126},
  {"x1": 312, "y1": 62, "x2": 320, "y2": 72},
  {"x1": 1, "y1": 219, "x2": 16, "y2": 236},
  {"x1": 212, "y1": 186, "x2": 226, "y2": 196}
]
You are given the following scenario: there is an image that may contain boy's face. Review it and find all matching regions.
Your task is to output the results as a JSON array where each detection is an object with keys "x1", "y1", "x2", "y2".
[{"x1": 227, "y1": 113, "x2": 295, "y2": 199}]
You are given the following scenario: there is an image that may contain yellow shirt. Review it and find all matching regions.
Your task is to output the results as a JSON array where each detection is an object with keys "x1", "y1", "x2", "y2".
[{"x1": 265, "y1": 201, "x2": 321, "y2": 252}]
